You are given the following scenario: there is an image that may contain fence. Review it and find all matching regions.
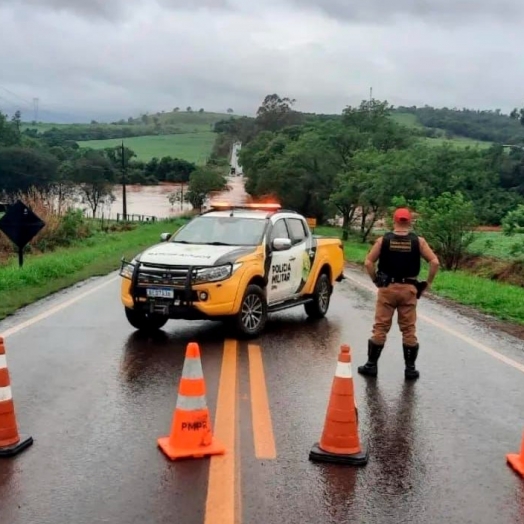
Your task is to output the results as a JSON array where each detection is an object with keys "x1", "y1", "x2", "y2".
[{"x1": 116, "y1": 213, "x2": 158, "y2": 222}]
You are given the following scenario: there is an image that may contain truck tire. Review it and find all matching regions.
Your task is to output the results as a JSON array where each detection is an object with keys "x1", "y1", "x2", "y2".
[
  {"x1": 125, "y1": 307, "x2": 168, "y2": 332},
  {"x1": 304, "y1": 272, "x2": 332, "y2": 319},
  {"x1": 233, "y1": 284, "x2": 268, "y2": 338}
]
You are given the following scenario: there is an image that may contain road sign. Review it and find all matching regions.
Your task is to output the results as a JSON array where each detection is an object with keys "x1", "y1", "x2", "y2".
[
  {"x1": 306, "y1": 218, "x2": 317, "y2": 228},
  {"x1": 0, "y1": 201, "x2": 45, "y2": 267}
]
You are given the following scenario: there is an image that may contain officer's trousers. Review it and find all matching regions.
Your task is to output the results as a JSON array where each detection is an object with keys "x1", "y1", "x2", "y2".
[{"x1": 371, "y1": 283, "x2": 418, "y2": 346}]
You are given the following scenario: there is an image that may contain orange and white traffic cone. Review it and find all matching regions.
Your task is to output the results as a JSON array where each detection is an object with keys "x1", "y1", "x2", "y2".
[
  {"x1": 309, "y1": 344, "x2": 368, "y2": 465},
  {"x1": 506, "y1": 430, "x2": 524, "y2": 477},
  {"x1": 0, "y1": 337, "x2": 33, "y2": 458},
  {"x1": 157, "y1": 342, "x2": 225, "y2": 460}
]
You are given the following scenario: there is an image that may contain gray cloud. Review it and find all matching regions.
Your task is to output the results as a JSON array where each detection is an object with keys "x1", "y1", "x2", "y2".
[
  {"x1": 0, "y1": 0, "x2": 522, "y2": 122},
  {"x1": 0, "y1": 0, "x2": 232, "y2": 20},
  {"x1": 288, "y1": 0, "x2": 523, "y2": 23}
]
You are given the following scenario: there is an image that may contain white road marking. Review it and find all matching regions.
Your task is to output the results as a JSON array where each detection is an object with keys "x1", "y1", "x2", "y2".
[
  {"x1": 0, "y1": 276, "x2": 119, "y2": 340},
  {"x1": 344, "y1": 273, "x2": 524, "y2": 375}
]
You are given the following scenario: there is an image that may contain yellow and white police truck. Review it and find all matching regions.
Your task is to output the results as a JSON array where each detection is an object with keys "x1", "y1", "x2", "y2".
[{"x1": 119, "y1": 202, "x2": 345, "y2": 338}]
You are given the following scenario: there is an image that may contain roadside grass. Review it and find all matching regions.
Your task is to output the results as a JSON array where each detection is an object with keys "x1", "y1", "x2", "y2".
[
  {"x1": 0, "y1": 219, "x2": 185, "y2": 320},
  {"x1": 316, "y1": 226, "x2": 524, "y2": 325},
  {"x1": 77, "y1": 132, "x2": 216, "y2": 163}
]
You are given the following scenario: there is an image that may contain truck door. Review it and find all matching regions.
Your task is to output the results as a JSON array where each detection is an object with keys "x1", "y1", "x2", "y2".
[
  {"x1": 284, "y1": 217, "x2": 310, "y2": 295},
  {"x1": 267, "y1": 218, "x2": 295, "y2": 304}
]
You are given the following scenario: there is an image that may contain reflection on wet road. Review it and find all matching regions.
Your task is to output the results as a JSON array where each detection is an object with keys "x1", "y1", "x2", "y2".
[{"x1": 0, "y1": 267, "x2": 523, "y2": 523}]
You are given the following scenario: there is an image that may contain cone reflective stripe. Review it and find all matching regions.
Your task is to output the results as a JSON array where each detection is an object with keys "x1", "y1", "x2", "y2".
[
  {"x1": 0, "y1": 337, "x2": 33, "y2": 458},
  {"x1": 157, "y1": 342, "x2": 225, "y2": 460},
  {"x1": 309, "y1": 344, "x2": 368, "y2": 465},
  {"x1": 506, "y1": 430, "x2": 524, "y2": 477}
]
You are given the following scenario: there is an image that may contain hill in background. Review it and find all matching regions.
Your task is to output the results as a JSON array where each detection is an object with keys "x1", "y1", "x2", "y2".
[{"x1": 17, "y1": 102, "x2": 524, "y2": 164}]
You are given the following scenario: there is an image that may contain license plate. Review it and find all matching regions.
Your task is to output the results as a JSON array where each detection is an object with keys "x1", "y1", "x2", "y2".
[{"x1": 146, "y1": 288, "x2": 174, "y2": 299}]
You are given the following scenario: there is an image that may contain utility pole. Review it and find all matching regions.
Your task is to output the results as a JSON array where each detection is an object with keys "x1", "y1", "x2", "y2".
[{"x1": 121, "y1": 141, "x2": 127, "y2": 221}]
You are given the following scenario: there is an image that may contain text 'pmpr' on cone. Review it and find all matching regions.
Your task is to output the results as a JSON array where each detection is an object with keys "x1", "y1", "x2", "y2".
[
  {"x1": 0, "y1": 337, "x2": 33, "y2": 458},
  {"x1": 157, "y1": 342, "x2": 225, "y2": 460},
  {"x1": 506, "y1": 430, "x2": 524, "y2": 477},
  {"x1": 309, "y1": 344, "x2": 368, "y2": 466}
]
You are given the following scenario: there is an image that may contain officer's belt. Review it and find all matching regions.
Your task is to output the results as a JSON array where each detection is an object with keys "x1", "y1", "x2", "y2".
[{"x1": 389, "y1": 277, "x2": 419, "y2": 286}]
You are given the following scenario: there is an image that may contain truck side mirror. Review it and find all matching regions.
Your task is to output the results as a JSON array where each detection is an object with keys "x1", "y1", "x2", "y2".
[
  {"x1": 272, "y1": 238, "x2": 292, "y2": 251},
  {"x1": 160, "y1": 233, "x2": 171, "y2": 242}
]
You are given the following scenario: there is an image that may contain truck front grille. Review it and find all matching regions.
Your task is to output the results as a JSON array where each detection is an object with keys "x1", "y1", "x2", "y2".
[{"x1": 136, "y1": 265, "x2": 192, "y2": 287}]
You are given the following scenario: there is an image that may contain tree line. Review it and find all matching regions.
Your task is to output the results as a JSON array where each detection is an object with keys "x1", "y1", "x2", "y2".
[
  {"x1": 396, "y1": 106, "x2": 524, "y2": 144},
  {"x1": 211, "y1": 95, "x2": 524, "y2": 256}
]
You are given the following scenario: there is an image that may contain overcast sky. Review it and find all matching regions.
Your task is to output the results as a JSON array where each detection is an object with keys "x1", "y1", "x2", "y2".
[{"x1": 0, "y1": 0, "x2": 522, "y2": 122}]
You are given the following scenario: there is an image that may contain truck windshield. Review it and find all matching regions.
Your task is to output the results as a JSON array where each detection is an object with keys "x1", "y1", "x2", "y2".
[{"x1": 171, "y1": 216, "x2": 267, "y2": 246}]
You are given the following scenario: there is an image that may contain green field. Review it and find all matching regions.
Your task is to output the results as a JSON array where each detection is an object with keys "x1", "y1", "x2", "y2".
[
  {"x1": 22, "y1": 110, "x2": 236, "y2": 133},
  {"x1": 391, "y1": 112, "x2": 493, "y2": 149},
  {"x1": 77, "y1": 132, "x2": 217, "y2": 163},
  {"x1": 391, "y1": 112, "x2": 425, "y2": 129},
  {"x1": 425, "y1": 136, "x2": 492, "y2": 149},
  {"x1": 468, "y1": 231, "x2": 524, "y2": 259}
]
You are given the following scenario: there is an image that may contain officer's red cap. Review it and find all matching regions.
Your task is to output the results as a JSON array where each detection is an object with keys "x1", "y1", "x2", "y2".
[{"x1": 393, "y1": 208, "x2": 412, "y2": 222}]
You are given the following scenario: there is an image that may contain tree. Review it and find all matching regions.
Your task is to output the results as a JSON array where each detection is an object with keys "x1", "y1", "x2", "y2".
[
  {"x1": 412, "y1": 192, "x2": 477, "y2": 270},
  {"x1": 199, "y1": 108, "x2": 205, "y2": 113},
  {"x1": 186, "y1": 106, "x2": 192, "y2": 113},
  {"x1": 0, "y1": 112, "x2": 21, "y2": 147},
  {"x1": 0, "y1": 146, "x2": 58, "y2": 197},
  {"x1": 72, "y1": 151, "x2": 116, "y2": 217},
  {"x1": 255, "y1": 94, "x2": 302, "y2": 133},
  {"x1": 186, "y1": 167, "x2": 227, "y2": 211},
  {"x1": 227, "y1": 108, "x2": 234, "y2": 114}
]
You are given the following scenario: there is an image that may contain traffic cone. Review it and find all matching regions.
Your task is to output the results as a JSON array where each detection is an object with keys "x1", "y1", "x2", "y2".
[
  {"x1": 157, "y1": 342, "x2": 225, "y2": 460},
  {"x1": 309, "y1": 344, "x2": 368, "y2": 466},
  {"x1": 506, "y1": 430, "x2": 524, "y2": 477},
  {"x1": 0, "y1": 337, "x2": 33, "y2": 458}
]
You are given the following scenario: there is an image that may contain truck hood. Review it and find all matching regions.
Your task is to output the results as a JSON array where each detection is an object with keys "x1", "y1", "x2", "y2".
[{"x1": 136, "y1": 242, "x2": 256, "y2": 267}]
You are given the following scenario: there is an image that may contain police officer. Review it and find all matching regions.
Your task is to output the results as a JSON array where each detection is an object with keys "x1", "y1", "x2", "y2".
[{"x1": 357, "y1": 208, "x2": 439, "y2": 380}]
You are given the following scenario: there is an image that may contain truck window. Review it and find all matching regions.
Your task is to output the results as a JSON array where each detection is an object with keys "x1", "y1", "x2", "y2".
[
  {"x1": 287, "y1": 218, "x2": 308, "y2": 244},
  {"x1": 270, "y1": 219, "x2": 290, "y2": 242}
]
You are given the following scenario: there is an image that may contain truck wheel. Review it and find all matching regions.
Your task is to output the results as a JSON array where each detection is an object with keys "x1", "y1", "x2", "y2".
[
  {"x1": 125, "y1": 307, "x2": 168, "y2": 332},
  {"x1": 304, "y1": 272, "x2": 332, "y2": 319},
  {"x1": 233, "y1": 285, "x2": 268, "y2": 338}
]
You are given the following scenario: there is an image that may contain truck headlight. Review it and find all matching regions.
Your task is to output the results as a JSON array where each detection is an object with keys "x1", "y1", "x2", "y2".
[
  {"x1": 120, "y1": 260, "x2": 136, "y2": 280},
  {"x1": 194, "y1": 263, "x2": 242, "y2": 284}
]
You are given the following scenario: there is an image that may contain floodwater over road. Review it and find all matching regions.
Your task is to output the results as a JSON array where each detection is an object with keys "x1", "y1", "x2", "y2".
[{"x1": 0, "y1": 265, "x2": 523, "y2": 523}]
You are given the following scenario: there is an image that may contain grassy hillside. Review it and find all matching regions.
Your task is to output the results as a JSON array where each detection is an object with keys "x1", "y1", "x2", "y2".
[{"x1": 77, "y1": 132, "x2": 216, "y2": 163}]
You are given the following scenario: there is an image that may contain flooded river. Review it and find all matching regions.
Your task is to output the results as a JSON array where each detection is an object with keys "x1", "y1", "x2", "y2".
[{"x1": 80, "y1": 175, "x2": 248, "y2": 221}]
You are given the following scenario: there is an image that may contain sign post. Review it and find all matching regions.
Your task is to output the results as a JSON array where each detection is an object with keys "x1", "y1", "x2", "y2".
[{"x1": 0, "y1": 201, "x2": 46, "y2": 268}]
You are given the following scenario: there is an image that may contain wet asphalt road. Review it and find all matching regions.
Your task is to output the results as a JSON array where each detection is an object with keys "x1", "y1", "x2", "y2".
[{"x1": 0, "y1": 267, "x2": 524, "y2": 524}]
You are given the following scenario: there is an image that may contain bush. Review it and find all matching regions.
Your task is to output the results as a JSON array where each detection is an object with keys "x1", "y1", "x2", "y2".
[{"x1": 412, "y1": 191, "x2": 478, "y2": 270}]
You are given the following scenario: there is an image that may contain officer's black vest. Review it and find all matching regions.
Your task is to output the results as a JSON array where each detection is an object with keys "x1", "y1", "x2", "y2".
[{"x1": 377, "y1": 232, "x2": 421, "y2": 278}]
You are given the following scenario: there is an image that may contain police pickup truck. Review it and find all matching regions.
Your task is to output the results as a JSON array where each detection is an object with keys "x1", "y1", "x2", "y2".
[{"x1": 119, "y1": 202, "x2": 345, "y2": 338}]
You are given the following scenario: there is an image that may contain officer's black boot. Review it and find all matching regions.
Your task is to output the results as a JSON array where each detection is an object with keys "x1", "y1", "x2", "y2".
[
  {"x1": 358, "y1": 340, "x2": 384, "y2": 377},
  {"x1": 403, "y1": 343, "x2": 420, "y2": 380}
]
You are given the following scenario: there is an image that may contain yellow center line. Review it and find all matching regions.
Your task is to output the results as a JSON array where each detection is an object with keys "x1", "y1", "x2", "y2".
[
  {"x1": 205, "y1": 339, "x2": 238, "y2": 524},
  {"x1": 344, "y1": 273, "x2": 524, "y2": 374},
  {"x1": 248, "y1": 344, "x2": 277, "y2": 460}
]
